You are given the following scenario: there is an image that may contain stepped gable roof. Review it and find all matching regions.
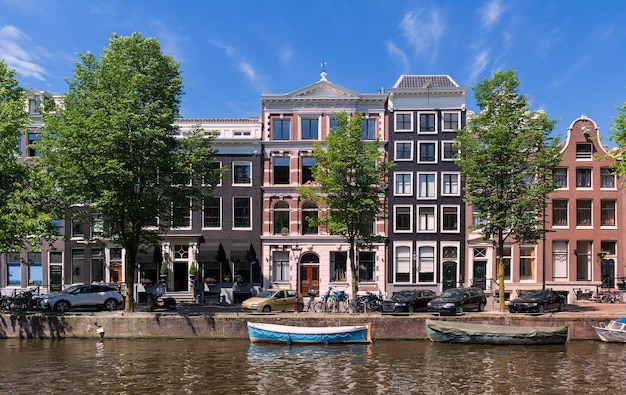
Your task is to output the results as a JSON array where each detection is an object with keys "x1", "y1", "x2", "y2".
[{"x1": 393, "y1": 75, "x2": 460, "y2": 89}]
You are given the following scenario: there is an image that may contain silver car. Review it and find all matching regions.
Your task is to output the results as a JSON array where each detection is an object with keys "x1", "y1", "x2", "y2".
[{"x1": 39, "y1": 284, "x2": 123, "y2": 312}]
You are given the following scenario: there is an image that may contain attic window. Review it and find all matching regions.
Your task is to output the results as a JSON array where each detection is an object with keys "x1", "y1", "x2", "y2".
[{"x1": 576, "y1": 143, "x2": 592, "y2": 159}]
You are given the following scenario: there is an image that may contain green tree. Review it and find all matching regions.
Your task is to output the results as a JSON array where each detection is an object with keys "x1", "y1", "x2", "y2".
[
  {"x1": 298, "y1": 112, "x2": 393, "y2": 298},
  {"x1": 0, "y1": 61, "x2": 58, "y2": 251},
  {"x1": 38, "y1": 33, "x2": 219, "y2": 311},
  {"x1": 455, "y1": 70, "x2": 562, "y2": 311},
  {"x1": 609, "y1": 101, "x2": 626, "y2": 175}
]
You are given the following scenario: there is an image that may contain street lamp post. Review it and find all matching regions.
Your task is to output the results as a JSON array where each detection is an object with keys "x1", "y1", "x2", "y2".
[{"x1": 292, "y1": 245, "x2": 302, "y2": 313}]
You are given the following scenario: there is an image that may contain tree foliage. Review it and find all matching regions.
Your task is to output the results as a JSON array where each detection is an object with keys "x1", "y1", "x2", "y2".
[
  {"x1": 38, "y1": 33, "x2": 219, "y2": 311},
  {"x1": 298, "y1": 112, "x2": 393, "y2": 297},
  {"x1": 0, "y1": 61, "x2": 58, "y2": 251},
  {"x1": 455, "y1": 70, "x2": 562, "y2": 309},
  {"x1": 609, "y1": 101, "x2": 626, "y2": 176}
]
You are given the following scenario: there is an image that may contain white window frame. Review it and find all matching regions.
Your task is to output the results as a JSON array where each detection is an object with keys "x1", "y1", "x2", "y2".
[
  {"x1": 552, "y1": 241, "x2": 568, "y2": 280},
  {"x1": 519, "y1": 245, "x2": 536, "y2": 282},
  {"x1": 394, "y1": 112, "x2": 413, "y2": 132},
  {"x1": 415, "y1": 241, "x2": 437, "y2": 284},
  {"x1": 441, "y1": 141, "x2": 459, "y2": 161},
  {"x1": 204, "y1": 161, "x2": 222, "y2": 187},
  {"x1": 393, "y1": 205, "x2": 413, "y2": 233},
  {"x1": 393, "y1": 242, "x2": 413, "y2": 284},
  {"x1": 417, "y1": 172, "x2": 437, "y2": 199},
  {"x1": 600, "y1": 167, "x2": 616, "y2": 190},
  {"x1": 232, "y1": 161, "x2": 252, "y2": 186},
  {"x1": 441, "y1": 111, "x2": 460, "y2": 132},
  {"x1": 394, "y1": 172, "x2": 413, "y2": 196},
  {"x1": 417, "y1": 111, "x2": 437, "y2": 134},
  {"x1": 203, "y1": 196, "x2": 222, "y2": 230},
  {"x1": 417, "y1": 141, "x2": 438, "y2": 163},
  {"x1": 171, "y1": 196, "x2": 192, "y2": 230},
  {"x1": 441, "y1": 205, "x2": 460, "y2": 233},
  {"x1": 300, "y1": 116, "x2": 320, "y2": 140},
  {"x1": 600, "y1": 199, "x2": 617, "y2": 228},
  {"x1": 575, "y1": 168, "x2": 592, "y2": 189},
  {"x1": 394, "y1": 141, "x2": 414, "y2": 161},
  {"x1": 233, "y1": 196, "x2": 252, "y2": 229},
  {"x1": 553, "y1": 167, "x2": 568, "y2": 190},
  {"x1": 441, "y1": 172, "x2": 460, "y2": 196},
  {"x1": 417, "y1": 205, "x2": 437, "y2": 233}
]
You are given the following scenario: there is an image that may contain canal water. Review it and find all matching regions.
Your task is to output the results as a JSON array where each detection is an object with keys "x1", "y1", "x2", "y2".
[{"x1": 1, "y1": 338, "x2": 624, "y2": 394}]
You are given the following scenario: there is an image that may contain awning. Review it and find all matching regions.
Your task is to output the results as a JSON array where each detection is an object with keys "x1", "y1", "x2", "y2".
[
  {"x1": 230, "y1": 242, "x2": 250, "y2": 263},
  {"x1": 136, "y1": 246, "x2": 156, "y2": 263},
  {"x1": 197, "y1": 242, "x2": 220, "y2": 262}
]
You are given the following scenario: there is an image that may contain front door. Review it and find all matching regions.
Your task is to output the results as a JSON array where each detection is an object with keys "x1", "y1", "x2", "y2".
[
  {"x1": 473, "y1": 261, "x2": 487, "y2": 290},
  {"x1": 601, "y1": 259, "x2": 615, "y2": 288},
  {"x1": 442, "y1": 261, "x2": 457, "y2": 290},
  {"x1": 173, "y1": 262, "x2": 188, "y2": 291},
  {"x1": 300, "y1": 265, "x2": 319, "y2": 296},
  {"x1": 50, "y1": 265, "x2": 62, "y2": 292}
]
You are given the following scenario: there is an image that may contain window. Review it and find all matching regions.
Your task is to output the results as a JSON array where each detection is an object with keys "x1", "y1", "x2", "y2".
[
  {"x1": 331, "y1": 251, "x2": 347, "y2": 282},
  {"x1": 273, "y1": 201, "x2": 290, "y2": 235},
  {"x1": 72, "y1": 249, "x2": 84, "y2": 284},
  {"x1": 329, "y1": 118, "x2": 339, "y2": 131},
  {"x1": 417, "y1": 206, "x2": 436, "y2": 232},
  {"x1": 358, "y1": 252, "x2": 375, "y2": 282},
  {"x1": 272, "y1": 251, "x2": 289, "y2": 282},
  {"x1": 502, "y1": 245, "x2": 512, "y2": 281},
  {"x1": 441, "y1": 173, "x2": 460, "y2": 196},
  {"x1": 172, "y1": 196, "x2": 191, "y2": 228},
  {"x1": 273, "y1": 157, "x2": 290, "y2": 184},
  {"x1": 395, "y1": 112, "x2": 413, "y2": 131},
  {"x1": 601, "y1": 200, "x2": 616, "y2": 227},
  {"x1": 519, "y1": 246, "x2": 535, "y2": 280},
  {"x1": 575, "y1": 168, "x2": 591, "y2": 188},
  {"x1": 171, "y1": 165, "x2": 191, "y2": 186},
  {"x1": 418, "y1": 112, "x2": 436, "y2": 133},
  {"x1": 233, "y1": 162, "x2": 251, "y2": 185},
  {"x1": 91, "y1": 214, "x2": 104, "y2": 239},
  {"x1": 394, "y1": 206, "x2": 413, "y2": 232},
  {"x1": 302, "y1": 157, "x2": 316, "y2": 184},
  {"x1": 417, "y1": 245, "x2": 435, "y2": 282},
  {"x1": 203, "y1": 197, "x2": 221, "y2": 228},
  {"x1": 601, "y1": 241, "x2": 616, "y2": 256},
  {"x1": 442, "y1": 112, "x2": 459, "y2": 131},
  {"x1": 361, "y1": 119, "x2": 376, "y2": 140},
  {"x1": 442, "y1": 141, "x2": 458, "y2": 160},
  {"x1": 29, "y1": 99, "x2": 40, "y2": 114},
  {"x1": 394, "y1": 244, "x2": 411, "y2": 283},
  {"x1": 441, "y1": 206, "x2": 459, "y2": 232},
  {"x1": 203, "y1": 161, "x2": 222, "y2": 186},
  {"x1": 553, "y1": 168, "x2": 567, "y2": 189},
  {"x1": 576, "y1": 241, "x2": 592, "y2": 281},
  {"x1": 302, "y1": 201, "x2": 318, "y2": 235},
  {"x1": 233, "y1": 197, "x2": 251, "y2": 228},
  {"x1": 7, "y1": 252, "x2": 21, "y2": 286},
  {"x1": 394, "y1": 142, "x2": 413, "y2": 161},
  {"x1": 552, "y1": 241, "x2": 568, "y2": 280},
  {"x1": 174, "y1": 244, "x2": 189, "y2": 260},
  {"x1": 233, "y1": 130, "x2": 251, "y2": 137},
  {"x1": 301, "y1": 118, "x2": 318, "y2": 140},
  {"x1": 90, "y1": 249, "x2": 104, "y2": 283},
  {"x1": 552, "y1": 199, "x2": 568, "y2": 227},
  {"x1": 471, "y1": 206, "x2": 487, "y2": 228},
  {"x1": 576, "y1": 199, "x2": 592, "y2": 227},
  {"x1": 52, "y1": 219, "x2": 63, "y2": 235},
  {"x1": 394, "y1": 172, "x2": 413, "y2": 196},
  {"x1": 601, "y1": 167, "x2": 615, "y2": 189},
  {"x1": 28, "y1": 133, "x2": 41, "y2": 157},
  {"x1": 71, "y1": 219, "x2": 87, "y2": 239},
  {"x1": 418, "y1": 173, "x2": 436, "y2": 198},
  {"x1": 576, "y1": 143, "x2": 592, "y2": 159},
  {"x1": 418, "y1": 142, "x2": 436, "y2": 163},
  {"x1": 272, "y1": 119, "x2": 290, "y2": 140}
]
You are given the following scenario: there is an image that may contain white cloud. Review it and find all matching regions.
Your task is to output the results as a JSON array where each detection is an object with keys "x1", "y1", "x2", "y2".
[
  {"x1": 399, "y1": 9, "x2": 444, "y2": 59},
  {"x1": 150, "y1": 20, "x2": 186, "y2": 63},
  {"x1": 481, "y1": 0, "x2": 503, "y2": 29},
  {"x1": 210, "y1": 38, "x2": 266, "y2": 92},
  {"x1": 469, "y1": 49, "x2": 490, "y2": 83},
  {"x1": 0, "y1": 25, "x2": 47, "y2": 80},
  {"x1": 279, "y1": 46, "x2": 292, "y2": 64},
  {"x1": 386, "y1": 41, "x2": 410, "y2": 74}
]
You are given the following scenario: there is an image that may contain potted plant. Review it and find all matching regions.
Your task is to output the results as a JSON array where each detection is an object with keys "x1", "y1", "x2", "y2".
[{"x1": 160, "y1": 260, "x2": 168, "y2": 279}]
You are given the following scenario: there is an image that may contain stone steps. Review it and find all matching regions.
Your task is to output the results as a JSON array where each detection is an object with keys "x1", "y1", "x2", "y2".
[{"x1": 162, "y1": 291, "x2": 195, "y2": 304}]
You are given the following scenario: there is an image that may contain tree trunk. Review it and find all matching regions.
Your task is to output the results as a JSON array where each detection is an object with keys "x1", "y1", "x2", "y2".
[
  {"x1": 124, "y1": 243, "x2": 137, "y2": 312},
  {"x1": 349, "y1": 241, "x2": 359, "y2": 299},
  {"x1": 497, "y1": 231, "x2": 506, "y2": 312}
]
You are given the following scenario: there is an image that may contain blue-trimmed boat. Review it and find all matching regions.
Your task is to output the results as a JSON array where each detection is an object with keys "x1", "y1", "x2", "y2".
[
  {"x1": 425, "y1": 319, "x2": 568, "y2": 345},
  {"x1": 594, "y1": 317, "x2": 626, "y2": 343},
  {"x1": 247, "y1": 322, "x2": 372, "y2": 345}
]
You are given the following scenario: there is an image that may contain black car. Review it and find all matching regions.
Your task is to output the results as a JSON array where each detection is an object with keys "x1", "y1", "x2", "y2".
[
  {"x1": 508, "y1": 289, "x2": 565, "y2": 314},
  {"x1": 427, "y1": 287, "x2": 487, "y2": 315},
  {"x1": 382, "y1": 289, "x2": 437, "y2": 313}
]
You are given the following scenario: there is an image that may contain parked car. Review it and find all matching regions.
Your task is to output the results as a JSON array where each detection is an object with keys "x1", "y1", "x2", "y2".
[
  {"x1": 382, "y1": 289, "x2": 437, "y2": 313},
  {"x1": 508, "y1": 289, "x2": 565, "y2": 314},
  {"x1": 39, "y1": 284, "x2": 123, "y2": 312},
  {"x1": 427, "y1": 287, "x2": 487, "y2": 315},
  {"x1": 241, "y1": 289, "x2": 304, "y2": 313}
]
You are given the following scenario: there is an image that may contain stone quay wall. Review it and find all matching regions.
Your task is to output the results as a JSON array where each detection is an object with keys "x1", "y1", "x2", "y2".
[{"x1": 0, "y1": 311, "x2": 620, "y2": 340}]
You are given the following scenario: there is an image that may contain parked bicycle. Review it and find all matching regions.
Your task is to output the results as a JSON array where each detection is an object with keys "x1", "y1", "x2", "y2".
[
  {"x1": 313, "y1": 287, "x2": 352, "y2": 313},
  {"x1": 304, "y1": 289, "x2": 318, "y2": 312},
  {"x1": 356, "y1": 291, "x2": 384, "y2": 313},
  {"x1": 599, "y1": 290, "x2": 624, "y2": 304}
]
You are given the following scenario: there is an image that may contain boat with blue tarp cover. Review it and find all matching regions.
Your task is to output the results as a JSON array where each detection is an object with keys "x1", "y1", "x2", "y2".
[
  {"x1": 247, "y1": 322, "x2": 372, "y2": 345},
  {"x1": 594, "y1": 317, "x2": 626, "y2": 343},
  {"x1": 425, "y1": 319, "x2": 568, "y2": 345}
]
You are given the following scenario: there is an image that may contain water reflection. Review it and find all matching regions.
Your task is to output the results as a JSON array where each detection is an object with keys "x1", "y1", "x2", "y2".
[{"x1": 1, "y1": 339, "x2": 626, "y2": 394}]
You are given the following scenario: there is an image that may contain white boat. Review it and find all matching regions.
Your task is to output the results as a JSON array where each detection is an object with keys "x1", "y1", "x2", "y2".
[
  {"x1": 594, "y1": 317, "x2": 626, "y2": 343},
  {"x1": 247, "y1": 322, "x2": 372, "y2": 344}
]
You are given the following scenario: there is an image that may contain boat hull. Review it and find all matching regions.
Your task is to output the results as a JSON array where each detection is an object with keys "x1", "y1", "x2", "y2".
[
  {"x1": 593, "y1": 318, "x2": 626, "y2": 343},
  {"x1": 425, "y1": 319, "x2": 568, "y2": 345},
  {"x1": 247, "y1": 322, "x2": 371, "y2": 344}
]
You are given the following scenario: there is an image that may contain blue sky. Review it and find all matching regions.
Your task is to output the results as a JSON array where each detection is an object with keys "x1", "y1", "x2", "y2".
[{"x1": 2, "y1": 0, "x2": 626, "y2": 144}]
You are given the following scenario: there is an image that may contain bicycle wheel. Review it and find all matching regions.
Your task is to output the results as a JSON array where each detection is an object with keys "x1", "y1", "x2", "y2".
[
  {"x1": 600, "y1": 293, "x2": 611, "y2": 303},
  {"x1": 313, "y1": 301, "x2": 325, "y2": 313}
]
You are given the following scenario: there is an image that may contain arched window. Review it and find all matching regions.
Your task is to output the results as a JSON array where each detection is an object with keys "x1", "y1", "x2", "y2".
[
  {"x1": 273, "y1": 201, "x2": 290, "y2": 235},
  {"x1": 302, "y1": 201, "x2": 318, "y2": 235}
]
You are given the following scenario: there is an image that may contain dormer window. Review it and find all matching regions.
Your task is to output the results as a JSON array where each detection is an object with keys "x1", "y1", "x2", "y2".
[{"x1": 576, "y1": 143, "x2": 592, "y2": 159}]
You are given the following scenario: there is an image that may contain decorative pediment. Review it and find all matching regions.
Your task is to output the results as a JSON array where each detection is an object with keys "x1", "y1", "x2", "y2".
[{"x1": 287, "y1": 80, "x2": 361, "y2": 100}]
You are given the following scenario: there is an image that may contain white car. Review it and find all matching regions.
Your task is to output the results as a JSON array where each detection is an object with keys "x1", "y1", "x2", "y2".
[{"x1": 39, "y1": 284, "x2": 123, "y2": 312}]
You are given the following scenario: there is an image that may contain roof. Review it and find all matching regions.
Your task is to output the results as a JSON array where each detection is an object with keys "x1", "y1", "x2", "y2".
[{"x1": 392, "y1": 75, "x2": 460, "y2": 89}]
